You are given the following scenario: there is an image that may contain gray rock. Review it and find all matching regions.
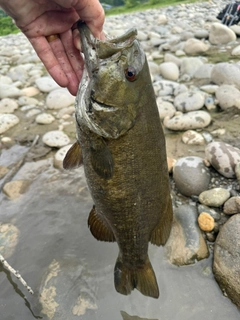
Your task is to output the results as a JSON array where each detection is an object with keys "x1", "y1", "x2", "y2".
[
  {"x1": 164, "y1": 110, "x2": 211, "y2": 131},
  {"x1": 215, "y1": 85, "x2": 240, "y2": 110},
  {"x1": 194, "y1": 29, "x2": 209, "y2": 39},
  {"x1": 166, "y1": 204, "x2": 209, "y2": 266},
  {"x1": 205, "y1": 141, "x2": 240, "y2": 178},
  {"x1": 213, "y1": 214, "x2": 240, "y2": 310},
  {"x1": 173, "y1": 156, "x2": 210, "y2": 197},
  {"x1": 211, "y1": 63, "x2": 240, "y2": 90},
  {"x1": 199, "y1": 188, "x2": 231, "y2": 207},
  {"x1": 181, "y1": 130, "x2": 205, "y2": 145},
  {"x1": 174, "y1": 91, "x2": 205, "y2": 112},
  {"x1": 198, "y1": 204, "x2": 221, "y2": 221},
  {"x1": 209, "y1": 22, "x2": 236, "y2": 45},
  {"x1": 223, "y1": 197, "x2": 240, "y2": 215}
]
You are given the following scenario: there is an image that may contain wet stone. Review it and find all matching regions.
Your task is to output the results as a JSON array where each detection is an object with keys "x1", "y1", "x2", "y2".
[
  {"x1": 213, "y1": 214, "x2": 240, "y2": 310},
  {"x1": 173, "y1": 156, "x2": 210, "y2": 197},
  {"x1": 198, "y1": 212, "x2": 215, "y2": 232},
  {"x1": 205, "y1": 141, "x2": 240, "y2": 178},
  {"x1": 181, "y1": 130, "x2": 204, "y2": 145},
  {"x1": 0, "y1": 114, "x2": 19, "y2": 134},
  {"x1": 54, "y1": 144, "x2": 72, "y2": 169},
  {"x1": 166, "y1": 204, "x2": 209, "y2": 266},
  {"x1": 35, "y1": 76, "x2": 60, "y2": 92},
  {"x1": 223, "y1": 197, "x2": 240, "y2": 215},
  {"x1": 199, "y1": 188, "x2": 231, "y2": 207},
  {"x1": 197, "y1": 204, "x2": 221, "y2": 222},
  {"x1": 0, "y1": 223, "x2": 20, "y2": 259},
  {"x1": 3, "y1": 180, "x2": 30, "y2": 200},
  {"x1": 0, "y1": 165, "x2": 9, "y2": 179}
]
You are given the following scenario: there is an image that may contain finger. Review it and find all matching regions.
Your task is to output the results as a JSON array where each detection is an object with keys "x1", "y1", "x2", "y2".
[{"x1": 29, "y1": 36, "x2": 69, "y2": 88}]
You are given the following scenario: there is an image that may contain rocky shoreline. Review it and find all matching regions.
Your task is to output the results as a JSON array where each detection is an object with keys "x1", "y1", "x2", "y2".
[{"x1": 0, "y1": 0, "x2": 240, "y2": 316}]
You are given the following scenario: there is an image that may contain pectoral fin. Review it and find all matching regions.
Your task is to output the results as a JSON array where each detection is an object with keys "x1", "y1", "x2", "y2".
[
  {"x1": 88, "y1": 206, "x2": 115, "y2": 242},
  {"x1": 63, "y1": 141, "x2": 83, "y2": 169},
  {"x1": 90, "y1": 137, "x2": 114, "y2": 179}
]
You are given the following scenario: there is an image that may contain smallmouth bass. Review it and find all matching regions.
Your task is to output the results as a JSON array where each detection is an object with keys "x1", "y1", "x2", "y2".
[{"x1": 64, "y1": 21, "x2": 173, "y2": 299}]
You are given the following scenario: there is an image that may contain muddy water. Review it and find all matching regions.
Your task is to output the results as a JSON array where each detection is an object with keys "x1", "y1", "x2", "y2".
[{"x1": 0, "y1": 153, "x2": 239, "y2": 320}]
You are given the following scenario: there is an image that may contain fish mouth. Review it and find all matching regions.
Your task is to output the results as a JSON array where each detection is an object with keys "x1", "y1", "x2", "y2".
[
  {"x1": 77, "y1": 20, "x2": 137, "y2": 74},
  {"x1": 89, "y1": 99, "x2": 118, "y2": 113}
]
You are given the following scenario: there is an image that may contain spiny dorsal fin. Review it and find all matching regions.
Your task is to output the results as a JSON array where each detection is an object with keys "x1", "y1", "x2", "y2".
[
  {"x1": 63, "y1": 141, "x2": 83, "y2": 170},
  {"x1": 90, "y1": 138, "x2": 114, "y2": 179},
  {"x1": 88, "y1": 206, "x2": 115, "y2": 242}
]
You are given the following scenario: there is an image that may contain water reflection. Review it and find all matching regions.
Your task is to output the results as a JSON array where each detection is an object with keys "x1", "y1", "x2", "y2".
[{"x1": 121, "y1": 310, "x2": 158, "y2": 320}]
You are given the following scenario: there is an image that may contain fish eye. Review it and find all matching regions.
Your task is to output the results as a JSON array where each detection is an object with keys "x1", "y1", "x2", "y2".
[{"x1": 125, "y1": 66, "x2": 137, "y2": 82}]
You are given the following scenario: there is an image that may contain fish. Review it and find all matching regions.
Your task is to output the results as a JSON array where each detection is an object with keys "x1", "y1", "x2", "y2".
[
  {"x1": 63, "y1": 21, "x2": 173, "y2": 299},
  {"x1": 120, "y1": 311, "x2": 158, "y2": 320}
]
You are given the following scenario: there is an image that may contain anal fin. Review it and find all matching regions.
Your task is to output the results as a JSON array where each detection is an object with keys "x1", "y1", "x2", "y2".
[
  {"x1": 88, "y1": 206, "x2": 115, "y2": 242},
  {"x1": 63, "y1": 141, "x2": 83, "y2": 169},
  {"x1": 150, "y1": 194, "x2": 173, "y2": 246}
]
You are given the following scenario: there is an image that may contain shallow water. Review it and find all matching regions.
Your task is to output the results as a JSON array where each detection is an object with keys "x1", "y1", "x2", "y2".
[{"x1": 0, "y1": 158, "x2": 239, "y2": 320}]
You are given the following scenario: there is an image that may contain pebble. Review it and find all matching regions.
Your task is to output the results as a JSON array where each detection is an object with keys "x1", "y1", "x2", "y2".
[
  {"x1": 180, "y1": 57, "x2": 204, "y2": 78},
  {"x1": 46, "y1": 88, "x2": 75, "y2": 109},
  {"x1": 156, "y1": 98, "x2": 176, "y2": 120},
  {"x1": 209, "y1": 22, "x2": 236, "y2": 45},
  {"x1": 184, "y1": 38, "x2": 209, "y2": 55},
  {"x1": 0, "y1": 223, "x2": 19, "y2": 258},
  {"x1": 181, "y1": 130, "x2": 205, "y2": 145},
  {"x1": 205, "y1": 141, "x2": 240, "y2": 178},
  {"x1": 36, "y1": 113, "x2": 55, "y2": 124},
  {"x1": 3, "y1": 180, "x2": 30, "y2": 199},
  {"x1": 0, "y1": 98, "x2": 18, "y2": 113},
  {"x1": 198, "y1": 204, "x2": 221, "y2": 222},
  {"x1": 164, "y1": 110, "x2": 211, "y2": 131},
  {"x1": 223, "y1": 197, "x2": 240, "y2": 215},
  {"x1": 173, "y1": 156, "x2": 210, "y2": 197},
  {"x1": 0, "y1": 84, "x2": 22, "y2": 99},
  {"x1": 42, "y1": 130, "x2": 70, "y2": 148},
  {"x1": 159, "y1": 62, "x2": 179, "y2": 81},
  {"x1": 0, "y1": 165, "x2": 9, "y2": 179},
  {"x1": 54, "y1": 144, "x2": 72, "y2": 169},
  {"x1": 199, "y1": 188, "x2": 231, "y2": 207},
  {"x1": 211, "y1": 63, "x2": 240, "y2": 90},
  {"x1": 0, "y1": 114, "x2": 19, "y2": 134},
  {"x1": 213, "y1": 214, "x2": 240, "y2": 310},
  {"x1": 174, "y1": 91, "x2": 205, "y2": 112},
  {"x1": 215, "y1": 85, "x2": 240, "y2": 110},
  {"x1": 198, "y1": 212, "x2": 215, "y2": 232}
]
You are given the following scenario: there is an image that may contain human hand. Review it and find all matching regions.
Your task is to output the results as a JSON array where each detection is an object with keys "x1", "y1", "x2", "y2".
[{"x1": 0, "y1": 0, "x2": 105, "y2": 95}]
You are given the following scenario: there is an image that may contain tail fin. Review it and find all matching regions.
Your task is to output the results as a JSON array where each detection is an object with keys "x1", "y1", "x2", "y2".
[{"x1": 114, "y1": 256, "x2": 159, "y2": 298}]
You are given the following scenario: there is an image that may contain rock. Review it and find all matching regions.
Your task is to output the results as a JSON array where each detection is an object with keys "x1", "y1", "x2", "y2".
[
  {"x1": 184, "y1": 38, "x2": 209, "y2": 55},
  {"x1": 159, "y1": 62, "x2": 179, "y2": 81},
  {"x1": 194, "y1": 29, "x2": 209, "y2": 39},
  {"x1": 26, "y1": 109, "x2": 41, "y2": 118},
  {"x1": 182, "y1": 130, "x2": 204, "y2": 145},
  {"x1": 158, "y1": 14, "x2": 168, "y2": 24},
  {"x1": 198, "y1": 212, "x2": 215, "y2": 232},
  {"x1": 35, "y1": 76, "x2": 60, "y2": 92},
  {"x1": 167, "y1": 157, "x2": 176, "y2": 173},
  {"x1": 174, "y1": 91, "x2": 205, "y2": 112},
  {"x1": 193, "y1": 64, "x2": 214, "y2": 80},
  {"x1": 204, "y1": 96, "x2": 216, "y2": 111},
  {"x1": 156, "y1": 98, "x2": 176, "y2": 120},
  {"x1": 18, "y1": 96, "x2": 39, "y2": 106},
  {"x1": 164, "y1": 53, "x2": 181, "y2": 67},
  {"x1": 54, "y1": 144, "x2": 72, "y2": 169},
  {"x1": 166, "y1": 204, "x2": 209, "y2": 266},
  {"x1": 205, "y1": 141, "x2": 240, "y2": 178},
  {"x1": 198, "y1": 204, "x2": 221, "y2": 222},
  {"x1": 0, "y1": 98, "x2": 18, "y2": 113},
  {"x1": 200, "y1": 85, "x2": 219, "y2": 94},
  {"x1": 173, "y1": 156, "x2": 210, "y2": 197},
  {"x1": 21, "y1": 86, "x2": 40, "y2": 96},
  {"x1": 213, "y1": 214, "x2": 240, "y2": 310},
  {"x1": 136, "y1": 30, "x2": 148, "y2": 41},
  {"x1": 56, "y1": 106, "x2": 75, "y2": 119},
  {"x1": 148, "y1": 61, "x2": 160, "y2": 77},
  {"x1": 173, "y1": 84, "x2": 188, "y2": 96},
  {"x1": 36, "y1": 113, "x2": 55, "y2": 124},
  {"x1": 42, "y1": 130, "x2": 70, "y2": 148},
  {"x1": 0, "y1": 166, "x2": 9, "y2": 179},
  {"x1": 3, "y1": 180, "x2": 30, "y2": 200},
  {"x1": 0, "y1": 114, "x2": 19, "y2": 134},
  {"x1": 0, "y1": 84, "x2": 22, "y2": 99},
  {"x1": 209, "y1": 22, "x2": 236, "y2": 45},
  {"x1": 154, "y1": 80, "x2": 179, "y2": 96},
  {"x1": 163, "y1": 110, "x2": 211, "y2": 131},
  {"x1": 230, "y1": 24, "x2": 240, "y2": 36},
  {"x1": 180, "y1": 57, "x2": 204, "y2": 78},
  {"x1": 231, "y1": 45, "x2": 240, "y2": 56},
  {"x1": 211, "y1": 63, "x2": 240, "y2": 90},
  {"x1": 0, "y1": 223, "x2": 19, "y2": 258},
  {"x1": 223, "y1": 197, "x2": 240, "y2": 215},
  {"x1": 215, "y1": 85, "x2": 240, "y2": 110},
  {"x1": 236, "y1": 162, "x2": 240, "y2": 184},
  {"x1": 199, "y1": 188, "x2": 231, "y2": 207},
  {"x1": 46, "y1": 88, "x2": 75, "y2": 109}
]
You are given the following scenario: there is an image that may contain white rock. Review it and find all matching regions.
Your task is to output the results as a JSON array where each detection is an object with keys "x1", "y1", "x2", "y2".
[
  {"x1": 200, "y1": 85, "x2": 219, "y2": 94},
  {"x1": 35, "y1": 76, "x2": 60, "y2": 92},
  {"x1": 159, "y1": 62, "x2": 179, "y2": 81},
  {"x1": 164, "y1": 111, "x2": 211, "y2": 131},
  {"x1": 0, "y1": 75, "x2": 13, "y2": 84},
  {"x1": 42, "y1": 130, "x2": 70, "y2": 148},
  {"x1": 26, "y1": 109, "x2": 41, "y2": 118},
  {"x1": 155, "y1": 80, "x2": 179, "y2": 96},
  {"x1": 0, "y1": 98, "x2": 18, "y2": 113},
  {"x1": 193, "y1": 64, "x2": 214, "y2": 80},
  {"x1": 164, "y1": 53, "x2": 182, "y2": 67},
  {"x1": 209, "y1": 22, "x2": 236, "y2": 45},
  {"x1": 174, "y1": 91, "x2": 205, "y2": 112},
  {"x1": 215, "y1": 85, "x2": 240, "y2": 110},
  {"x1": 36, "y1": 113, "x2": 55, "y2": 124},
  {"x1": 18, "y1": 96, "x2": 39, "y2": 106},
  {"x1": 56, "y1": 106, "x2": 75, "y2": 119},
  {"x1": 148, "y1": 61, "x2": 160, "y2": 76},
  {"x1": 21, "y1": 87, "x2": 40, "y2": 97},
  {"x1": 182, "y1": 130, "x2": 205, "y2": 145},
  {"x1": 211, "y1": 63, "x2": 240, "y2": 90},
  {"x1": 0, "y1": 114, "x2": 19, "y2": 134},
  {"x1": 54, "y1": 144, "x2": 73, "y2": 169},
  {"x1": 184, "y1": 38, "x2": 209, "y2": 55},
  {"x1": 231, "y1": 45, "x2": 240, "y2": 56},
  {"x1": 0, "y1": 84, "x2": 22, "y2": 99},
  {"x1": 180, "y1": 57, "x2": 204, "y2": 78},
  {"x1": 46, "y1": 88, "x2": 75, "y2": 109},
  {"x1": 157, "y1": 98, "x2": 176, "y2": 120}
]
